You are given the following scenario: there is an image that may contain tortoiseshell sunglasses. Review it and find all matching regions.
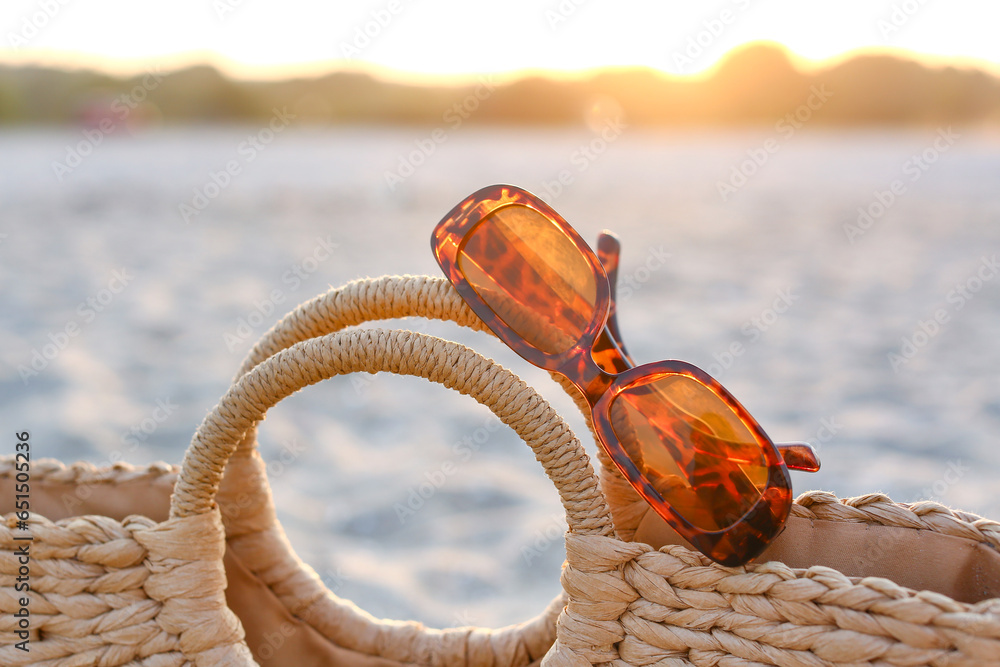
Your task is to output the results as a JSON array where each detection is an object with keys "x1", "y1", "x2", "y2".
[{"x1": 431, "y1": 184, "x2": 819, "y2": 566}]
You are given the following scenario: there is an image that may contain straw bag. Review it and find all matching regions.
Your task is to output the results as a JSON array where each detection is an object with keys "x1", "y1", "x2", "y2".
[
  {"x1": 0, "y1": 277, "x2": 620, "y2": 665},
  {"x1": 213, "y1": 275, "x2": 1000, "y2": 666},
  {"x1": 4, "y1": 274, "x2": 1000, "y2": 666}
]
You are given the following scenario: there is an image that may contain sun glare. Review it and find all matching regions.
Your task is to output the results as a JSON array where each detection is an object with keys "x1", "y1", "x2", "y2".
[{"x1": 1, "y1": 0, "x2": 998, "y2": 81}]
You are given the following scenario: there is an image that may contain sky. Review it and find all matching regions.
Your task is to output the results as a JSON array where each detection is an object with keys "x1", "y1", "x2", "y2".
[{"x1": 1, "y1": 0, "x2": 998, "y2": 82}]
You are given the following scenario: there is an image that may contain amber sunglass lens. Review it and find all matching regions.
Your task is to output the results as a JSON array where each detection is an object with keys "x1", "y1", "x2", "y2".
[
  {"x1": 609, "y1": 375, "x2": 769, "y2": 532},
  {"x1": 458, "y1": 204, "x2": 598, "y2": 355}
]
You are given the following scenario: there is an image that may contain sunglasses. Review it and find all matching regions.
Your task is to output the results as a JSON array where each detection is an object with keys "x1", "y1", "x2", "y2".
[{"x1": 431, "y1": 184, "x2": 820, "y2": 566}]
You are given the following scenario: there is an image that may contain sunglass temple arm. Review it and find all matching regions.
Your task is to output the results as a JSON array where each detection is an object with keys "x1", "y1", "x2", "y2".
[{"x1": 596, "y1": 231, "x2": 635, "y2": 365}]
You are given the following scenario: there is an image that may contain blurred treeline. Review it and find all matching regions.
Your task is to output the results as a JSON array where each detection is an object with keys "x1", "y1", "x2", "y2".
[{"x1": 1, "y1": 44, "x2": 999, "y2": 126}]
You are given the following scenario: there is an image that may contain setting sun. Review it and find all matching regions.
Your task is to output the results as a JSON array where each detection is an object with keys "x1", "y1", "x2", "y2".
[{"x1": 2, "y1": 0, "x2": 999, "y2": 81}]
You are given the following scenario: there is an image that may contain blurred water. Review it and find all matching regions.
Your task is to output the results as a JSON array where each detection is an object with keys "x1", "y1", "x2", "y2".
[{"x1": 1, "y1": 124, "x2": 999, "y2": 628}]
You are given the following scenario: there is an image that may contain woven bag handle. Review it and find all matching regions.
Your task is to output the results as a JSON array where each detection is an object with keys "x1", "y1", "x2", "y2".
[
  {"x1": 227, "y1": 275, "x2": 598, "y2": 456},
  {"x1": 172, "y1": 327, "x2": 614, "y2": 540},
  {"x1": 234, "y1": 275, "x2": 489, "y2": 378}
]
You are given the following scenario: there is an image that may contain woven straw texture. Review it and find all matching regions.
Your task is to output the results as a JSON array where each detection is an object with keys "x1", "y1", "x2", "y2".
[
  {"x1": 0, "y1": 315, "x2": 610, "y2": 665},
  {"x1": 0, "y1": 502, "x2": 254, "y2": 665},
  {"x1": 229, "y1": 275, "x2": 1000, "y2": 666},
  {"x1": 2, "y1": 274, "x2": 999, "y2": 666}
]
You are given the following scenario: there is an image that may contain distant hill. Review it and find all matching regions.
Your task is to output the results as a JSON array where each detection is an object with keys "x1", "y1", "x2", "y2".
[{"x1": 2, "y1": 43, "x2": 999, "y2": 126}]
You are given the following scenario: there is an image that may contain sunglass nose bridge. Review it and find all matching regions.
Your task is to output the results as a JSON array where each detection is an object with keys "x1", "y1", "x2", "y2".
[{"x1": 565, "y1": 348, "x2": 616, "y2": 406}]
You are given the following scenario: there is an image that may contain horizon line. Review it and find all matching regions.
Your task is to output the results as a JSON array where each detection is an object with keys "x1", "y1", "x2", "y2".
[{"x1": 3, "y1": 42, "x2": 1000, "y2": 86}]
